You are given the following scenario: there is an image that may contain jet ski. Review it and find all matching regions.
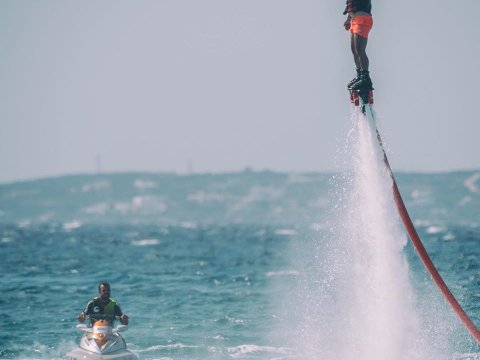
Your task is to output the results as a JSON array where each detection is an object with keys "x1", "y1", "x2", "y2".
[{"x1": 66, "y1": 315, "x2": 138, "y2": 360}]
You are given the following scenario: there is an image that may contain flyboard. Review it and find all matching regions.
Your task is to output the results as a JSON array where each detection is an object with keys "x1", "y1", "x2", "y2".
[{"x1": 349, "y1": 88, "x2": 480, "y2": 344}]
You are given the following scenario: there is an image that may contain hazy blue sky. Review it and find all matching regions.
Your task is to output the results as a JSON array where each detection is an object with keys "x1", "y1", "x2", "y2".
[{"x1": 1, "y1": 1, "x2": 479, "y2": 184}]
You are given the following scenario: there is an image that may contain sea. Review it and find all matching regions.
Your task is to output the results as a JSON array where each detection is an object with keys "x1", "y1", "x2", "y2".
[{"x1": 1, "y1": 112, "x2": 480, "y2": 359}]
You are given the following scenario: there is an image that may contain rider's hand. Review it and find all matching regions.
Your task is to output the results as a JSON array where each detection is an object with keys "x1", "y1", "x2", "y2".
[
  {"x1": 120, "y1": 314, "x2": 129, "y2": 325},
  {"x1": 77, "y1": 312, "x2": 86, "y2": 322},
  {"x1": 344, "y1": 17, "x2": 351, "y2": 31}
]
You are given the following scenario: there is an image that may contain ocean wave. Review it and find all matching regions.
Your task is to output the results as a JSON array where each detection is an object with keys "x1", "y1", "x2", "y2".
[
  {"x1": 274, "y1": 229, "x2": 296, "y2": 236},
  {"x1": 131, "y1": 239, "x2": 161, "y2": 246},
  {"x1": 137, "y1": 343, "x2": 200, "y2": 352},
  {"x1": 426, "y1": 225, "x2": 446, "y2": 234},
  {"x1": 227, "y1": 344, "x2": 294, "y2": 359},
  {"x1": 63, "y1": 220, "x2": 82, "y2": 231},
  {"x1": 187, "y1": 191, "x2": 225, "y2": 203},
  {"x1": 265, "y1": 270, "x2": 300, "y2": 277}
]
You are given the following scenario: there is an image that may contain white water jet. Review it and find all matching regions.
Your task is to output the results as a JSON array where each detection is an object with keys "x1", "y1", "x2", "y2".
[
  {"x1": 340, "y1": 111, "x2": 422, "y2": 359},
  {"x1": 284, "y1": 109, "x2": 446, "y2": 360}
]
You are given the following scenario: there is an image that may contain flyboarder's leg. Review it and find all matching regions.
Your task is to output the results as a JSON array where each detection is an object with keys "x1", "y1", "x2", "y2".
[
  {"x1": 353, "y1": 34, "x2": 369, "y2": 71},
  {"x1": 350, "y1": 34, "x2": 373, "y2": 90},
  {"x1": 347, "y1": 34, "x2": 361, "y2": 89},
  {"x1": 349, "y1": 15, "x2": 374, "y2": 91},
  {"x1": 351, "y1": 34, "x2": 361, "y2": 69}
]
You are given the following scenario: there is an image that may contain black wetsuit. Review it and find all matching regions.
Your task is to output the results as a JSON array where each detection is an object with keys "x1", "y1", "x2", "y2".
[
  {"x1": 343, "y1": 0, "x2": 372, "y2": 15},
  {"x1": 82, "y1": 297, "x2": 123, "y2": 324}
]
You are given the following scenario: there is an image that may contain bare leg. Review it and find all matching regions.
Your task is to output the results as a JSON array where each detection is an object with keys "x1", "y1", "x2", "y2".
[
  {"x1": 350, "y1": 34, "x2": 361, "y2": 69},
  {"x1": 350, "y1": 33, "x2": 373, "y2": 90},
  {"x1": 353, "y1": 34, "x2": 369, "y2": 70}
]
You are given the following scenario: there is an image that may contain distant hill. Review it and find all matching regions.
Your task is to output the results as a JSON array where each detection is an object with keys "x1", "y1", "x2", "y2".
[{"x1": 0, "y1": 170, "x2": 479, "y2": 226}]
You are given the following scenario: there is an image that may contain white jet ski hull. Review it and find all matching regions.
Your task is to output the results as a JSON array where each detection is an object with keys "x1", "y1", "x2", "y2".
[
  {"x1": 67, "y1": 320, "x2": 138, "y2": 360},
  {"x1": 66, "y1": 347, "x2": 138, "y2": 360}
]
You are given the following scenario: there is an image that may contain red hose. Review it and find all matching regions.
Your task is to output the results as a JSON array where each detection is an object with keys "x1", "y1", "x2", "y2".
[{"x1": 368, "y1": 111, "x2": 480, "y2": 343}]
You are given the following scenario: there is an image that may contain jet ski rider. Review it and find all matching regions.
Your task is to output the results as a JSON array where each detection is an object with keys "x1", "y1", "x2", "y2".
[{"x1": 77, "y1": 282, "x2": 129, "y2": 326}]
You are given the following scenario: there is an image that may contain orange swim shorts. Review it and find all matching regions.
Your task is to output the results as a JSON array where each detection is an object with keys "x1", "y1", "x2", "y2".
[{"x1": 350, "y1": 15, "x2": 373, "y2": 38}]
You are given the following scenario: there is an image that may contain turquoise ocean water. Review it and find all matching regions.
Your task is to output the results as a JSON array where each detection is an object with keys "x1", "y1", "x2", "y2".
[{"x1": 1, "y1": 119, "x2": 480, "y2": 359}]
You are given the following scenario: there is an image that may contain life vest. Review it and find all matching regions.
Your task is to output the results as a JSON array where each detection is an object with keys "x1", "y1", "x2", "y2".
[
  {"x1": 104, "y1": 298, "x2": 117, "y2": 314},
  {"x1": 93, "y1": 297, "x2": 117, "y2": 315}
]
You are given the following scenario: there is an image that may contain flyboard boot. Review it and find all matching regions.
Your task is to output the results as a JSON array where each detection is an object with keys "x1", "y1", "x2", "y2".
[
  {"x1": 350, "y1": 69, "x2": 373, "y2": 91},
  {"x1": 349, "y1": 69, "x2": 374, "y2": 113},
  {"x1": 347, "y1": 68, "x2": 361, "y2": 89}
]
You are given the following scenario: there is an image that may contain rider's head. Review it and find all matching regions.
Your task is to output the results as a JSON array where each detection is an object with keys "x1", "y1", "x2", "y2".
[{"x1": 98, "y1": 282, "x2": 111, "y2": 302}]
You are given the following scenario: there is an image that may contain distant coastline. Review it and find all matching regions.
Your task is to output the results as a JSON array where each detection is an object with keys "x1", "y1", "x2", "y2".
[{"x1": 1, "y1": 170, "x2": 479, "y2": 226}]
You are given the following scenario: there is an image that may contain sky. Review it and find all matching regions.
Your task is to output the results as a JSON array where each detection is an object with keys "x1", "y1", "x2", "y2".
[{"x1": 1, "y1": 0, "x2": 479, "y2": 184}]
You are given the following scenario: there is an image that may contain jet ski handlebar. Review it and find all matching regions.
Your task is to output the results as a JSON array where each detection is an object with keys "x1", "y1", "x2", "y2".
[
  {"x1": 77, "y1": 314, "x2": 128, "y2": 333},
  {"x1": 87, "y1": 313, "x2": 116, "y2": 322}
]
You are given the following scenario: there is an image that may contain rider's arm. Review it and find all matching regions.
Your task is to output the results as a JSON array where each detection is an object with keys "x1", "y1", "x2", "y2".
[
  {"x1": 84, "y1": 300, "x2": 94, "y2": 315},
  {"x1": 115, "y1": 304, "x2": 129, "y2": 325},
  {"x1": 77, "y1": 300, "x2": 94, "y2": 322},
  {"x1": 114, "y1": 303, "x2": 123, "y2": 317}
]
